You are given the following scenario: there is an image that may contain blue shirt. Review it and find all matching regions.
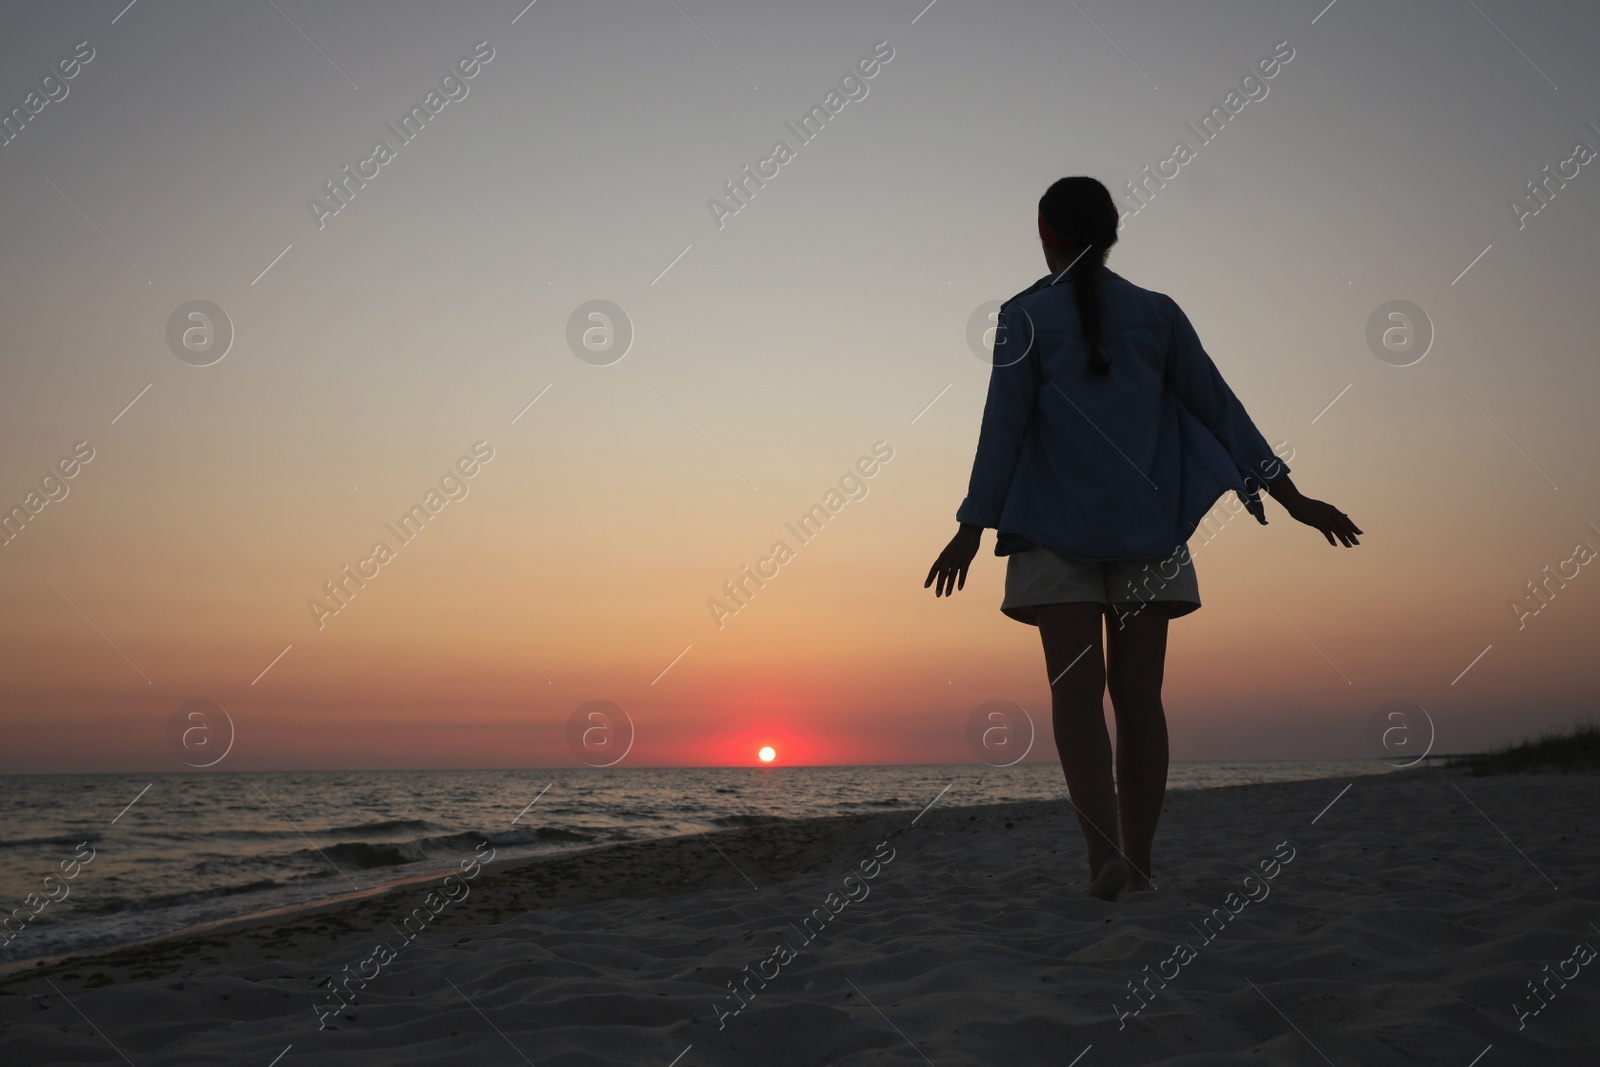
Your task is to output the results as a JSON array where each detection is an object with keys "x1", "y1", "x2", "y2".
[{"x1": 957, "y1": 267, "x2": 1289, "y2": 561}]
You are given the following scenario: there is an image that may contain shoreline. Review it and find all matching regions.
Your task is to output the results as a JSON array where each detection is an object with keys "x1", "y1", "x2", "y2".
[
  {"x1": 0, "y1": 761, "x2": 1407, "y2": 980},
  {"x1": 0, "y1": 767, "x2": 1435, "y2": 993},
  {"x1": 0, "y1": 804, "x2": 912, "y2": 993}
]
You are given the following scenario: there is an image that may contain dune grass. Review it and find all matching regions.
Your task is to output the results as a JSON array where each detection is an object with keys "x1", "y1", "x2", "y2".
[{"x1": 1447, "y1": 718, "x2": 1600, "y2": 776}]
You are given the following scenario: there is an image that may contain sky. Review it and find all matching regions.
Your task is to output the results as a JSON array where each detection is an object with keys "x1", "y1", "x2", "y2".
[{"x1": 1, "y1": 0, "x2": 1597, "y2": 773}]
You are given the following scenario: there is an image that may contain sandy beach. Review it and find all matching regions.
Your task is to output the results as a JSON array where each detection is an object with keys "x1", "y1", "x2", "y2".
[{"x1": 2, "y1": 764, "x2": 1596, "y2": 1066}]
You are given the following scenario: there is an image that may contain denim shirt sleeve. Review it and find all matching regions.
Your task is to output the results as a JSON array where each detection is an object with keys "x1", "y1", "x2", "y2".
[
  {"x1": 1165, "y1": 298, "x2": 1289, "y2": 507},
  {"x1": 956, "y1": 306, "x2": 1038, "y2": 527}
]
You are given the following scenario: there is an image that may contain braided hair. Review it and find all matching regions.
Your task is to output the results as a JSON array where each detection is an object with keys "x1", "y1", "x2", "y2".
[{"x1": 1039, "y1": 177, "x2": 1121, "y2": 374}]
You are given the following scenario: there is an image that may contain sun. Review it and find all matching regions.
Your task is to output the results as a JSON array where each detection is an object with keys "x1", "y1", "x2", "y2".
[{"x1": 757, "y1": 746, "x2": 776, "y2": 763}]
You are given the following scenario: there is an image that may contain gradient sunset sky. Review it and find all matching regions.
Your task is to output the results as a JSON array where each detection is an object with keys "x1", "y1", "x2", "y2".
[{"x1": 2, "y1": 0, "x2": 1597, "y2": 772}]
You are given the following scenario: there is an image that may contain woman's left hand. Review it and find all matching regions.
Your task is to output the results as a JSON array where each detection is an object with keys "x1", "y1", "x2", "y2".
[{"x1": 925, "y1": 524, "x2": 983, "y2": 597}]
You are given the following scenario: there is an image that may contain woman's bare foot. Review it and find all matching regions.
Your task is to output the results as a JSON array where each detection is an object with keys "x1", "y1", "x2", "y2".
[{"x1": 1088, "y1": 858, "x2": 1129, "y2": 901}]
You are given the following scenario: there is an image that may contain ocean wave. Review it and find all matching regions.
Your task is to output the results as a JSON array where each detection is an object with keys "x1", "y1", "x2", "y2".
[
  {"x1": 708, "y1": 814, "x2": 783, "y2": 827},
  {"x1": 58, "y1": 878, "x2": 288, "y2": 918},
  {"x1": 317, "y1": 841, "x2": 426, "y2": 869},
  {"x1": 130, "y1": 820, "x2": 433, "y2": 847},
  {"x1": 312, "y1": 824, "x2": 601, "y2": 870},
  {"x1": 0, "y1": 830, "x2": 102, "y2": 850},
  {"x1": 138, "y1": 828, "x2": 297, "y2": 843},
  {"x1": 420, "y1": 826, "x2": 597, "y2": 852},
  {"x1": 325, "y1": 818, "x2": 435, "y2": 836}
]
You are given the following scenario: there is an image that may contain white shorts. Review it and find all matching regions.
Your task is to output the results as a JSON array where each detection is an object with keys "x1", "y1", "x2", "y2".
[{"x1": 1001, "y1": 544, "x2": 1200, "y2": 626}]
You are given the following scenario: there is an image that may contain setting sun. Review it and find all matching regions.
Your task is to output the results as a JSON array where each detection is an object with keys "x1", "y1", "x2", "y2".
[{"x1": 757, "y1": 746, "x2": 776, "y2": 763}]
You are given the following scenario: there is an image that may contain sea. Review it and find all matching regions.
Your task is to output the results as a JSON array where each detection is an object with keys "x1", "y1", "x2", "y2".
[{"x1": 0, "y1": 760, "x2": 1392, "y2": 967}]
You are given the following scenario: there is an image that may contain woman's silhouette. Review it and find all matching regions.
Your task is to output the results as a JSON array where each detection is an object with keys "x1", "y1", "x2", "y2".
[{"x1": 926, "y1": 176, "x2": 1360, "y2": 901}]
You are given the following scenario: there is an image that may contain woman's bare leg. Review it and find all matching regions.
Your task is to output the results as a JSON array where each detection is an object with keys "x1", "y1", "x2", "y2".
[
  {"x1": 1105, "y1": 603, "x2": 1170, "y2": 889},
  {"x1": 1034, "y1": 603, "x2": 1123, "y2": 895}
]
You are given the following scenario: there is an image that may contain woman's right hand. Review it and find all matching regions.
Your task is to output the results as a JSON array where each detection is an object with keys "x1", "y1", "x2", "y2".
[{"x1": 926, "y1": 524, "x2": 983, "y2": 596}]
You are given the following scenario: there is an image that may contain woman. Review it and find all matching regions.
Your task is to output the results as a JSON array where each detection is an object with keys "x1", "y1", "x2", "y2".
[{"x1": 926, "y1": 176, "x2": 1361, "y2": 901}]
